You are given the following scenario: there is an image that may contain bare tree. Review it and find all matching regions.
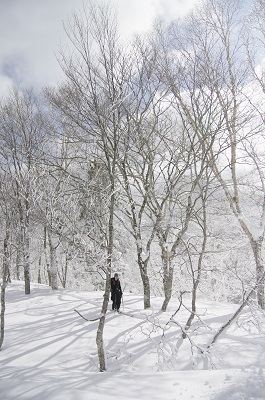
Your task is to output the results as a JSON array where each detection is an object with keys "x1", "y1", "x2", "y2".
[
  {"x1": 152, "y1": 126, "x2": 207, "y2": 312},
  {"x1": 47, "y1": 2, "x2": 130, "y2": 371},
  {"x1": 157, "y1": 0, "x2": 265, "y2": 308},
  {"x1": 116, "y1": 37, "x2": 187, "y2": 310},
  {"x1": 0, "y1": 217, "x2": 10, "y2": 350},
  {"x1": 182, "y1": 172, "x2": 211, "y2": 337},
  {"x1": 0, "y1": 87, "x2": 48, "y2": 294},
  {"x1": 117, "y1": 48, "x2": 166, "y2": 308},
  {"x1": 0, "y1": 170, "x2": 14, "y2": 350}
]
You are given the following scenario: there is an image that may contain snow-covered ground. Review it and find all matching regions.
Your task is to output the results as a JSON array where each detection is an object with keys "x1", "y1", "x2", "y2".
[{"x1": 1, "y1": 281, "x2": 265, "y2": 399}]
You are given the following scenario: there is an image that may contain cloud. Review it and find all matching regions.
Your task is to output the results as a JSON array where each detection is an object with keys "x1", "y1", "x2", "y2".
[
  {"x1": 0, "y1": 74, "x2": 13, "y2": 99},
  {"x1": 113, "y1": 0, "x2": 199, "y2": 39},
  {"x1": 0, "y1": 0, "x2": 197, "y2": 95},
  {"x1": 113, "y1": 0, "x2": 157, "y2": 38},
  {"x1": 0, "y1": 0, "x2": 81, "y2": 92},
  {"x1": 155, "y1": 0, "x2": 200, "y2": 21}
]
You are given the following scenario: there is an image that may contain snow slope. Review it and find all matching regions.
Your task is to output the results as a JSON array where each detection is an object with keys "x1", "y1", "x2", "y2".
[{"x1": 1, "y1": 281, "x2": 265, "y2": 399}]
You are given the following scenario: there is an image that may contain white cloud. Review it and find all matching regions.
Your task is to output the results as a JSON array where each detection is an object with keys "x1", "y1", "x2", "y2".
[
  {"x1": 0, "y1": 0, "x2": 79, "y2": 92},
  {"x1": 156, "y1": 0, "x2": 200, "y2": 20},
  {"x1": 113, "y1": 0, "x2": 157, "y2": 38},
  {"x1": 0, "y1": 74, "x2": 13, "y2": 99},
  {"x1": 0, "y1": 0, "x2": 197, "y2": 95},
  {"x1": 113, "y1": 0, "x2": 199, "y2": 38}
]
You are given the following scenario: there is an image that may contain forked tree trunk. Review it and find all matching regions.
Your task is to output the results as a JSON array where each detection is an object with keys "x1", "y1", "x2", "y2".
[
  {"x1": 119, "y1": 160, "x2": 152, "y2": 309},
  {"x1": 183, "y1": 196, "x2": 207, "y2": 337},
  {"x1": 160, "y1": 195, "x2": 193, "y2": 312},
  {"x1": 58, "y1": 254, "x2": 69, "y2": 288},
  {"x1": 138, "y1": 256, "x2": 151, "y2": 309},
  {"x1": 161, "y1": 249, "x2": 174, "y2": 312}
]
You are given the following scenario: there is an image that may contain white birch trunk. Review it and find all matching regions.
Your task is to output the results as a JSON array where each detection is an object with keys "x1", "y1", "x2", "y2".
[
  {"x1": 96, "y1": 183, "x2": 115, "y2": 372},
  {"x1": 161, "y1": 248, "x2": 173, "y2": 312},
  {"x1": 48, "y1": 231, "x2": 58, "y2": 290}
]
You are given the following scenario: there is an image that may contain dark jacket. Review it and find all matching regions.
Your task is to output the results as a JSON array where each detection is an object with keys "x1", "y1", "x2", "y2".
[{"x1": 111, "y1": 277, "x2": 122, "y2": 300}]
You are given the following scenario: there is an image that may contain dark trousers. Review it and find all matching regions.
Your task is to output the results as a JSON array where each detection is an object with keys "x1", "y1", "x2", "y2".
[{"x1": 111, "y1": 292, "x2": 121, "y2": 310}]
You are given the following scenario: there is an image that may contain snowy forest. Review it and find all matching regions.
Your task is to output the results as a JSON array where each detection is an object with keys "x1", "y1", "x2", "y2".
[{"x1": 1, "y1": 0, "x2": 265, "y2": 374}]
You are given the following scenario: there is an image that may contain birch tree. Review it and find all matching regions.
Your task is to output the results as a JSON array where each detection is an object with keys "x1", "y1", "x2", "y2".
[
  {"x1": 0, "y1": 218, "x2": 10, "y2": 350},
  {"x1": 0, "y1": 87, "x2": 47, "y2": 294},
  {"x1": 158, "y1": 0, "x2": 265, "y2": 308},
  {"x1": 117, "y1": 40, "x2": 167, "y2": 308},
  {"x1": 0, "y1": 175, "x2": 12, "y2": 350},
  {"x1": 151, "y1": 121, "x2": 208, "y2": 312},
  {"x1": 48, "y1": 3, "x2": 129, "y2": 370}
]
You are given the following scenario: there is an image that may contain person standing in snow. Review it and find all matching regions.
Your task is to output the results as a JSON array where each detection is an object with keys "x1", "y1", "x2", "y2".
[{"x1": 111, "y1": 273, "x2": 122, "y2": 312}]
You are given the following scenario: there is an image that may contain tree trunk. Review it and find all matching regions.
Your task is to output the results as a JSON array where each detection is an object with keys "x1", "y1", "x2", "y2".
[
  {"x1": 18, "y1": 190, "x2": 31, "y2": 295},
  {"x1": 161, "y1": 249, "x2": 174, "y2": 312},
  {"x1": 183, "y1": 270, "x2": 201, "y2": 339},
  {"x1": 44, "y1": 225, "x2": 51, "y2": 286},
  {"x1": 15, "y1": 242, "x2": 21, "y2": 280},
  {"x1": 138, "y1": 257, "x2": 151, "y2": 309},
  {"x1": 38, "y1": 256, "x2": 42, "y2": 284},
  {"x1": 48, "y1": 231, "x2": 58, "y2": 290},
  {"x1": 96, "y1": 272, "x2": 111, "y2": 371},
  {"x1": 119, "y1": 160, "x2": 152, "y2": 309},
  {"x1": 0, "y1": 225, "x2": 11, "y2": 350},
  {"x1": 96, "y1": 180, "x2": 115, "y2": 371},
  {"x1": 23, "y1": 230, "x2": 30, "y2": 295},
  {"x1": 250, "y1": 239, "x2": 265, "y2": 309},
  {"x1": 183, "y1": 195, "x2": 207, "y2": 337},
  {"x1": 58, "y1": 254, "x2": 68, "y2": 289},
  {"x1": 209, "y1": 267, "x2": 265, "y2": 347},
  {"x1": 0, "y1": 283, "x2": 6, "y2": 350}
]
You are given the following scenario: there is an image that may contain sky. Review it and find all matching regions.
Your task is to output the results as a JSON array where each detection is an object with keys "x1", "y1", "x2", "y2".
[
  {"x1": 0, "y1": 0, "x2": 198, "y2": 96},
  {"x1": 1, "y1": 281, "x2": 265, "y2": 399}
]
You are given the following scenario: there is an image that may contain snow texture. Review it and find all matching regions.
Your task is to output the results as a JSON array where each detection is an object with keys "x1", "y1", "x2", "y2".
[{"x1": 1, "y1": 281, "x2": 265, "y2": 399}]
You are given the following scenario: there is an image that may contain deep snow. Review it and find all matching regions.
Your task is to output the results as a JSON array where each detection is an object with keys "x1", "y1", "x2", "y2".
[{"x1": 1, "y1": 281, "x2": 265, "y2": 399}]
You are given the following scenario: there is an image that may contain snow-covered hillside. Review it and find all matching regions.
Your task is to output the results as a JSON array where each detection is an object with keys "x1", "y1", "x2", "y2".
[{"x1": 1, "y1": 281, "x2": 265, "y2": 399}]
